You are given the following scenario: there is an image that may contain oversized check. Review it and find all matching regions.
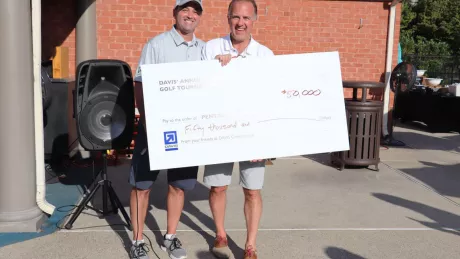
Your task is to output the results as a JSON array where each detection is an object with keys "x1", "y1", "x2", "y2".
[{"x1": 141, "y1": 51, "x2": 349, "y2": 170}]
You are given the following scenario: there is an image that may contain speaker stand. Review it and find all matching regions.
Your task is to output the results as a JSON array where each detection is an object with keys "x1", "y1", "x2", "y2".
[
  {"x1": 382, "y1": 86, "x2": 406, "y2": 147},
  {"x1": 65, "y1": 152, "x2": 132, "y2": 230}
]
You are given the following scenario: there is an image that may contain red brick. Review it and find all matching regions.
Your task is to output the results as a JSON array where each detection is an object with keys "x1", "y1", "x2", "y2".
[
  {"x1": 43, "y1": 0, "x2": 401, "y2": 111},
  {"x1": 110, "y1": 4, "x2": 126, "y2": 11}
]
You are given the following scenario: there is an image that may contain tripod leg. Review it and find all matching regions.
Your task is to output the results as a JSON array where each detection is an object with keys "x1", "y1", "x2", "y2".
[
  {"x1": 108, "y1": 185, "x2": 132, "y2": 230},
  {"x1": 65, "y1": 181, "x2": 103, "y2": 229},
  {"x1": 102, "y1": 152, "x2": 109, "y2": 215},
  {"x1": 107, "y1": 182, "x2": 118, "y2": 214},
  {"x1": 102, "y1": 178, "x2": 109, "y2": 215}
]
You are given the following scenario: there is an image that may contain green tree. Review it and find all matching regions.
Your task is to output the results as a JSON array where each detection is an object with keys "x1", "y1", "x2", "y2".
[
  {"x1": 400, "y1": 0, "x2": 460, "y2": 56},
  {"x1": 400, "y1": 0, "x2": 460, "y2": 81}
]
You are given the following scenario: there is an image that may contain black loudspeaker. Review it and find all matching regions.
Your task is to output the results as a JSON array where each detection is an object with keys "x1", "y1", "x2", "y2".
[{"x1": 74, "y1": 59, "x2": 135, "y2": 151}]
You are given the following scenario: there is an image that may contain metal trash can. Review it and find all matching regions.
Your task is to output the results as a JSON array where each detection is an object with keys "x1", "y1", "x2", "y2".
[{"x1": 331, "y1": 81, "x2": 384, "y2": 171}]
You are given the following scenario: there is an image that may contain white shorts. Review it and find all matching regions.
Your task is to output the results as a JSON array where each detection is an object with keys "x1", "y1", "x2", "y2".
[{"x1": 203, "y1": 161, "x2": 265, "y2": 190}]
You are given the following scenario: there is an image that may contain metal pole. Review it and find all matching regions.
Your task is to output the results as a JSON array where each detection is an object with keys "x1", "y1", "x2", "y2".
[
  {"x1": 69, "y1": 0, "x2": 97, "y2": 159},
  {"x1": 77, "y1": 0, "x2": 97, "y2": 65},
  {"x1": 382, "y1": 2, "x2": 398, "y2": 137},
  {"x1": 0, "y1": 0, "x2": 46, "y2": 232}
]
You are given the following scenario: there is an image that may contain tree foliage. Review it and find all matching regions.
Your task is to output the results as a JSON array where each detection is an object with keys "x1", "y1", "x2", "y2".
[
  {"x1": 400, "y1": 0, "x2": 460, "y2": 56},
  {"x1": 400, "y1": 0, "x2": 460, "y2": 79}
]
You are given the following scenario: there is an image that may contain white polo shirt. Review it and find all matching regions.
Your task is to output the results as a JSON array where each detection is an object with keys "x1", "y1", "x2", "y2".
[{"x1": 201, "y1": 34, "x2": 274, "y2": 61}]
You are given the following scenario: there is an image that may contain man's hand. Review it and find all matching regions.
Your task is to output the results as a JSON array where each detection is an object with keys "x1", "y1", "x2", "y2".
[
  {"x1": 250, "y1": 159, "x2": 264, "y2": 162},
  {"x1": 215, "y1": 54, "x2": 232, "y2": 66}
]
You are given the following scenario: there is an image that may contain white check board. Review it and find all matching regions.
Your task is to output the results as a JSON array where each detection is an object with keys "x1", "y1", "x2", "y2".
[{"x1": 141, "y1": 51, "x2": 350, "y2": 170}]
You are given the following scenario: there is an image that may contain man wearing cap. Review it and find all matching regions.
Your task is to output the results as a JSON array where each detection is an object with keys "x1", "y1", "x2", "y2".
[
  {"x1": 129, "y1": 1, "x2": 204, "y2": 259},
  {"x1": 201, "y1": 0, "x2": 273, "y2": 259}
]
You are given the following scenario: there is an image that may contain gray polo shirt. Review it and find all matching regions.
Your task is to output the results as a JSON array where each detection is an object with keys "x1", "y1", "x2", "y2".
[
  {"x1": 133, "y1": 26, "x2": 205, "y2": 163},
  {"x1": 134, "y1": 26, "x2": 205, "y2": 82}
]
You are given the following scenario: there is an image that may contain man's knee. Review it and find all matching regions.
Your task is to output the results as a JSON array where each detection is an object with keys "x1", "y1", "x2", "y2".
[
  {"x1": 168, "y1": 184, "x2": 185, "y2": 197},
  {"x1": 210, "y1": 185, "x2": 228, "y2": 194},
  {"x1": 131, "y1": 187, "x2": 151, "y2": 198},
  {"x1": 243, "y1": 188, "x2": 261, "y2": 201}
]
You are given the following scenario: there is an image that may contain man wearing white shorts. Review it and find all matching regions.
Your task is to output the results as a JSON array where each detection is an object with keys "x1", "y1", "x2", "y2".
[{"x1": 201, "y1": 0, "x2": 273, "y2": 258}]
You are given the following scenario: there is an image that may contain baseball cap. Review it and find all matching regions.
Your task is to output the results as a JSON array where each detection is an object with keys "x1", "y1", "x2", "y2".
[{"x1": 175, "y1": 0, "x2": 203, "y2": 11}]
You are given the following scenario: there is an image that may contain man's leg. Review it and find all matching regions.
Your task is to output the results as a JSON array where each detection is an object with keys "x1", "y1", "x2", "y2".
[
  {"x1": 243, "y1": 188, "x2": 262, "y2": 249},
  {"x1": 209, "y1": 185, "x2": 228, "y2": 238},
  {"x1": 166, "y1": 185, "x2": 184, "y2": 235},
  {"x1": 203, "y1": 163, "x2": 234, "y2": 258},
  {"x1": 128, "y1": 161, "x2": 160, "y2": 259},
  {"x1": 161, "y1": 166, "x2": 198, "y2": 259},
  {"x1": 239, "y1": 161, "x2": 265, "y2": 257},
  {"x1": 129, "y1": 162, "x2": 159, "y2": 240},
  {"x1": 130, "y1": 187, "x2": 151, "y2": 241}
]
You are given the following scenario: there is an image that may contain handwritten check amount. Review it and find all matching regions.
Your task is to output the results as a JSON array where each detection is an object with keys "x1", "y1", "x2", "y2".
[{"x1": 141, "y1": 51, "x2": 350, "y2": 170}]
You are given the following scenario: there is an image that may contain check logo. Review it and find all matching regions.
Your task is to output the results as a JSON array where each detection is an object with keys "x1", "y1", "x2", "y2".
[
  {"x1": 164, "y1": 131, "x2": 178, "y2": 151},
  {"x1": 165, "y1": 132, "x2": 176, "y2": 144}
]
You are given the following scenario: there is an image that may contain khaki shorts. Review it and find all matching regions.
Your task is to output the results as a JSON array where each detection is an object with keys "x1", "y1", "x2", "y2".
[{"x1": 203, "y1": 161, "x2": 265, "y2": 190}]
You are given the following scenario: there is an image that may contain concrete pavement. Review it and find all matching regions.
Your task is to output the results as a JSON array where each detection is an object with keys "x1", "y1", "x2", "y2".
[{"x1": 1, "y1": 124, "x2": 460, "y2": 258}]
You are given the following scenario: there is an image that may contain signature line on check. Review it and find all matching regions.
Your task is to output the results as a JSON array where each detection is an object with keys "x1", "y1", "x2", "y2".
[{"x1": 257, "y1": 118, "x2": 326, "y2": 123}]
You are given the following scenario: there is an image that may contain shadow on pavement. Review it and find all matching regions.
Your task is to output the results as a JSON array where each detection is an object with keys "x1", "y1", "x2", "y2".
[
  {"x1": 324, "y1": 247, "x2": 367, "y2": 259},
  {"x1": 372, "y1": 193, "x2": 460, "y2": 236},
  {"x1": 392, "y1": 122, "x2": 460, "y2": 153},
  {"x1": 395, "y1": 120, "x2": 460, "y2": 135},
  {"x1": 303, "y1": 153, "x2": 379, "y2": 171},
  {"x1": 380, "y1": 125, "x2": 460, "y2": 199},
  {"x1": 397, "y1": 161, "x2": 460, "y2": 198},
  {"x1": 303, "y1": 153, "x2": 331, "y2": 166}
]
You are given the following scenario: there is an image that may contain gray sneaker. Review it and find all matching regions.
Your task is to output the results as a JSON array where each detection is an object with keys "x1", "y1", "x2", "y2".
[
  {"x1": 161, "y1": 235, "x2": 187, "y2": 259},
  {"x1": 130, "y1": 242, "x2": 150, "y2": 259}
]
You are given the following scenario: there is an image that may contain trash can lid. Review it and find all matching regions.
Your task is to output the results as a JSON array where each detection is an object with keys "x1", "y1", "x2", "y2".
[{"x1": 343, "y1": 81, "x2": 385, "y2": 89}]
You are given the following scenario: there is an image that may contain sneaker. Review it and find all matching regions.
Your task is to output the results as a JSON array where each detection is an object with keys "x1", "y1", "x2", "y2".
[
  {"x1": 211, "y1": 236, "x2": 232, "y2": 258},
  {"x1": 130, "y1": 242, "x2": 150, "y2": 259},
  {"x1": 243, "y1": 246, "x2": 257, "y2": 259},
  {"x1": 161, "y1": 234, "x2": 187, "y2": 259}
]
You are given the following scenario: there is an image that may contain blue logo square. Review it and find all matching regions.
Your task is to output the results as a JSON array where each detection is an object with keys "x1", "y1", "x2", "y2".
[
  {"x1": 164, "y1": 131, "x2": 178, "y2": 151},
  {"x1": 164, "y1": 131, "x2": 177, "y2": 144}
]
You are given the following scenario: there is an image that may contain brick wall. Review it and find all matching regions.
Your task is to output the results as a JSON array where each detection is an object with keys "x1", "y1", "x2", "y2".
[{"x1": 43, "y1": 0, "x2": 401, "y2": 102}]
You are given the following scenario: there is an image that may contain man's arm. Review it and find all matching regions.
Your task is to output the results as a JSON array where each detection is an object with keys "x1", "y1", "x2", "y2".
[
  {"x1": 134, "y1": 81, "x2": 146, "y2": 132},
  {"x1": 201, "y1": 41, "x2": 232, "y2": 65}
]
